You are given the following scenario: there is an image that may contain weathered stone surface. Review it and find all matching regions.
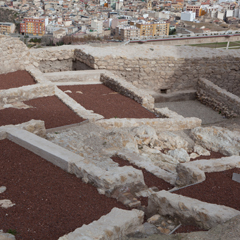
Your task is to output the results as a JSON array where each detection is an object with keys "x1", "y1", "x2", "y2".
[
  {"x1": 175, "y1": 156, "x2": 240, "y2": 186},
  {"x1": 0, "y1": 83, "x2": 55, "y2": 105},
  {"x1": 194, "y1": 144, "x2": 210, "y2": 156},
  {"x1": 117, "y1": 150, "x2": 177, "y2": 185},
  {"x1": 0, "y1": 233, "x2": 16, "y2": 240},
  {"x1": 59, "y1": 208, "x2": 144, "y2": 240},
  {"x1": 167, "y1": 148, "x2": 190, "y2": 163},
  {"x1": 96, "y1": 117, "x2": 202, "y2": 132},
  {"x1": 197, "y1": 78, "x2": 240, "y2": 117},
  {"x1": 16, "y1": 120, "x2": 46, "y2": 138},
  {"x1": 147, "y1": 190, "x2": 240, "y2": 230},
  {"x1": 191, "y1": 127, "x2": 240, "y2": 156},
  {"x1": 132, "y1": 125, "x2": 158, "y2": 146},
  {"x1": 100, "y1": 71, "x2": 155, "y2": 110},
  {"x1": 155, "y1": 131, "x2": 189, "y2": 150}
]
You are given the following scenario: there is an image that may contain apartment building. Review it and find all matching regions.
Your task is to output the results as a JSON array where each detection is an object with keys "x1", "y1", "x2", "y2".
[
  {"x1": 0, "y1": 22, "x2": 16, "y2": 34},
  {"x1": 116, "y1": 25, "x2": 140, "y2": 40},
  {"x1": 130, "y1": 20, "x2": 169, "y2": 37},
  {"x1": 186, "y1": 5, "x2": 202, "y2": 17},
  {"x1": 20, "y1": 17, "x2": 48, "y2": 36}
]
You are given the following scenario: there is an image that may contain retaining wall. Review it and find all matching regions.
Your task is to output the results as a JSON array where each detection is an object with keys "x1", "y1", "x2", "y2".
[{"x1": 197, "y1": 78, "x2": 240, "y2": 117}]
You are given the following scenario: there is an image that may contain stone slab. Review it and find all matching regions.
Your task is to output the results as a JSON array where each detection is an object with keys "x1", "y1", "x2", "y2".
[{"x1": 59, "y1": 208, "x2": 144, "y2": 240}]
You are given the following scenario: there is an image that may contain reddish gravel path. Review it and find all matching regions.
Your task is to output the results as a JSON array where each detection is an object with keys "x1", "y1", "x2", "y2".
[
  {"x1": 175, "y1": 168, "x2": 240, "y2": 211},
  {"x1": 59, "y1": 85, "x2": 157, "y2": 119},
  {"x1": 0, "y1": 96, "x2": 84, "y2": 129},
  {"x1": 0, "y1": 71, "x2": 36, "y2": 90},
  {"x1": 0, "y1": 139, "x2": 128, "y2": 240}
]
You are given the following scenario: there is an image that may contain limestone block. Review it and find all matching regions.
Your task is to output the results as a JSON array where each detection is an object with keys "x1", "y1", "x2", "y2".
[
  {"x1": 147, "y1": 190, "x2": 240, "y2": 230},
  {"x1": 117, "y1": 150, "x2": 177, "y2": 185},
  {"x1": 155, "y1": 131, "x2": 189, "y2": 150},
  {"x1": 96, "y1": 117, "x2": 201, "y2": 132},
  {"x1": 191, "y1": 126, "x2": 240, "y2": 156},
  {"x1": 194, "y1": 144, "x2": 210, "y2": 156},
  {"x1": 58, "y1": 208, "x2": 144, "y2": 240},
  {"x1": 0, "y1": 233, "x2": 16, "y2": 240},
  {"x1": 175, "y1": 163, "x2": 205, "y2": 187},
  {"x1": 16, "y1": 119, "x2": 46, "y2": 138},
  {"x1": 132, "y1": 125, "x2": 158, "y2": 146},
  {"x1": 0, "y1": 84, "x2": 55, "y2": 104},
  {"x1": 167, "y1": 148, "x2": 190, "y2": 163},
  {"x1": 70, "y1": 160, "x2": 145, "y2": 194},
  {"x1": 175, "y1": 156, "x2": 240, "y2": 186}
]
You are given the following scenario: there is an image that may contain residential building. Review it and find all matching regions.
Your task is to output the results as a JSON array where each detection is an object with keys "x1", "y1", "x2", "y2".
[
  {"x1": 0, "y1": 22, "x2": 16, "y2": 34},
  {"x1": 131, "y1": 20, "x2": 169, "y2": 37},
  {"x1": 181, "y1": 11, "x2": 196, "y2": 21},
  {"x1": 20, "y1": 17, "x2": 48, "y2": 36},
  {"x1": 91, "y1": 19, "x2": 103, "y2": 34},
  {"x1": 186, "y1": 5, "x2": 202, "y2": 17},
  {"x1": 116, "y1": 25, "x2": 140, "y2": 40}
]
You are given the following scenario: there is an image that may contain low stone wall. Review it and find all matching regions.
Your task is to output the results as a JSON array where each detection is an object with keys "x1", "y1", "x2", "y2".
[
  {"x1": 96, "y1": 117, "x2": 201, "y2": 131},
  {"x1": 100, "y1": 71, "x2": 154, "y2": 110},
  {"x1": 55, "y1": 87, "x2": 104, "y2": 121},
  {"x1": 147, "y1": 190, "x2": 240, "y2": 230},
  {"x1": 175, "y1": 156, "x2": 240, "y2": 187},
  {"x1": 197, "y1": 78, "x2": 240, "y2": 117},
  {"x1": 4, "y1": 126, "x2": 146, "y2": 197},
  {"x1": 59, "y1": 208, "x2": 144, "y2": 240},
  {"x1": 0, "y1": 83, "x2": 55, "y2": 104}
]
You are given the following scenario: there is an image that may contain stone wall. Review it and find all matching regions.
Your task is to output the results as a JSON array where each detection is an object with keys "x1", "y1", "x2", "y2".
[
  {"x1": 0, "y1": 35, "x2": 32, "y2": 74},
  {"x1": 73, "y1": 46, "x2": 240, "y2": 96},
  {"x1": 29, "y1": 44, "x2": 240, "y2": 97},
  {"x1": 197, "y1": 78, "x2": 240, "y2": 117},
  {"x1": 30, "y1": 46, "x2": 76, "y2": 73}
]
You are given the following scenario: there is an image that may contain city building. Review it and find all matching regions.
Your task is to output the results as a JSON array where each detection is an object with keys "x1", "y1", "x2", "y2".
[
  {"x1": 186, "y1": 5, "x2": 202, "y2": 17},
  {"x1": 20, "y1": 17, "x2": 48, "y2": 36},
  {"x1": 181, "y1": 11, "x2": 196, "y2": 22},
  {"x1": 91, "y1": 19, "x2": 103, "y2": 34},
  {"x1": 130, "y1": 20, "x2": 170, "y2": 37},
  {"x1": 0, "y1": 22, "x2": 16, "y2": 34},
  {"x1": 116, "y1": 25, "x2": 140, "y2": 40}
]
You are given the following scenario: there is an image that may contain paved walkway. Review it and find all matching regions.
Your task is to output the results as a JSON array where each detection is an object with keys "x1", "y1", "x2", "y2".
[{"x1": 155, "y1": 100, "x2": 226, "y2": 125}]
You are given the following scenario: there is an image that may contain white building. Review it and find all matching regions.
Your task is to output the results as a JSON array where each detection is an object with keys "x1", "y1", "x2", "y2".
[
  {"x1": 226, "y1": 9, "x2": 233, "y2": 17},
  {"x1": 217, "y1": 11, "x2": 225, "y2": 20},
  {"x1": 91, "y1": 19, "x2": 103, "y2": 34},
  {"x1": 181, "y1": 11, "x2": 196, "y2": 22}
]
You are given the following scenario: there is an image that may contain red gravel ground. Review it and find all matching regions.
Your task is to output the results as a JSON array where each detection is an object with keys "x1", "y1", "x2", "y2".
[
  {"x1": 0, "y1": 71, "x2": 36, "y2": 90},
  {"x1": 0, "y1": 139, "x2": 128, "y2": 240},
  {"x1": 175, "y1": 168, "x2": 240, "y2": 211},
  {"x1": 59, "y1": 85, "x2": 157, "y2": 119},
  {"x1": 0, "y1": 96, "x2": 84, "y2": 129}
]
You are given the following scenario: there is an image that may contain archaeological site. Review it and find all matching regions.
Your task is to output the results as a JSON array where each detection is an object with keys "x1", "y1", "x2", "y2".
[{"x1": 0, "y1": 34, "x2": 240, "y2": 240}]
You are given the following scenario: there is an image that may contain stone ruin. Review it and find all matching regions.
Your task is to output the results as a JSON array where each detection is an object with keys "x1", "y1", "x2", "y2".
[{"x1": 0, "y1": 34, "x2": 240, "y2": 239}]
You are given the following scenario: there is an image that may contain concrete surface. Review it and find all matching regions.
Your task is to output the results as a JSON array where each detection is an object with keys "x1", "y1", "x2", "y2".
[{"x1": 155, "y1": 100, "x2": 226, "y2": 125}]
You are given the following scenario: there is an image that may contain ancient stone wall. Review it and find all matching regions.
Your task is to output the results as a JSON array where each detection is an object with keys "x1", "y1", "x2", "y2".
[
  {"x1": 30, "y1": 46, "x2": 76, "y2": 73},
  {"x1": 197, "y1": 78, "x2": 240, "y2": 117},
  {"x1": 29, "y1": 44, "x2": 240, "y2": 97},
  {"x1": 0, "y1": 35, "x2": 32, "y2": 74},
  {"x1": 74, "y1": 48, "x2": 240, "y2": 96}
]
